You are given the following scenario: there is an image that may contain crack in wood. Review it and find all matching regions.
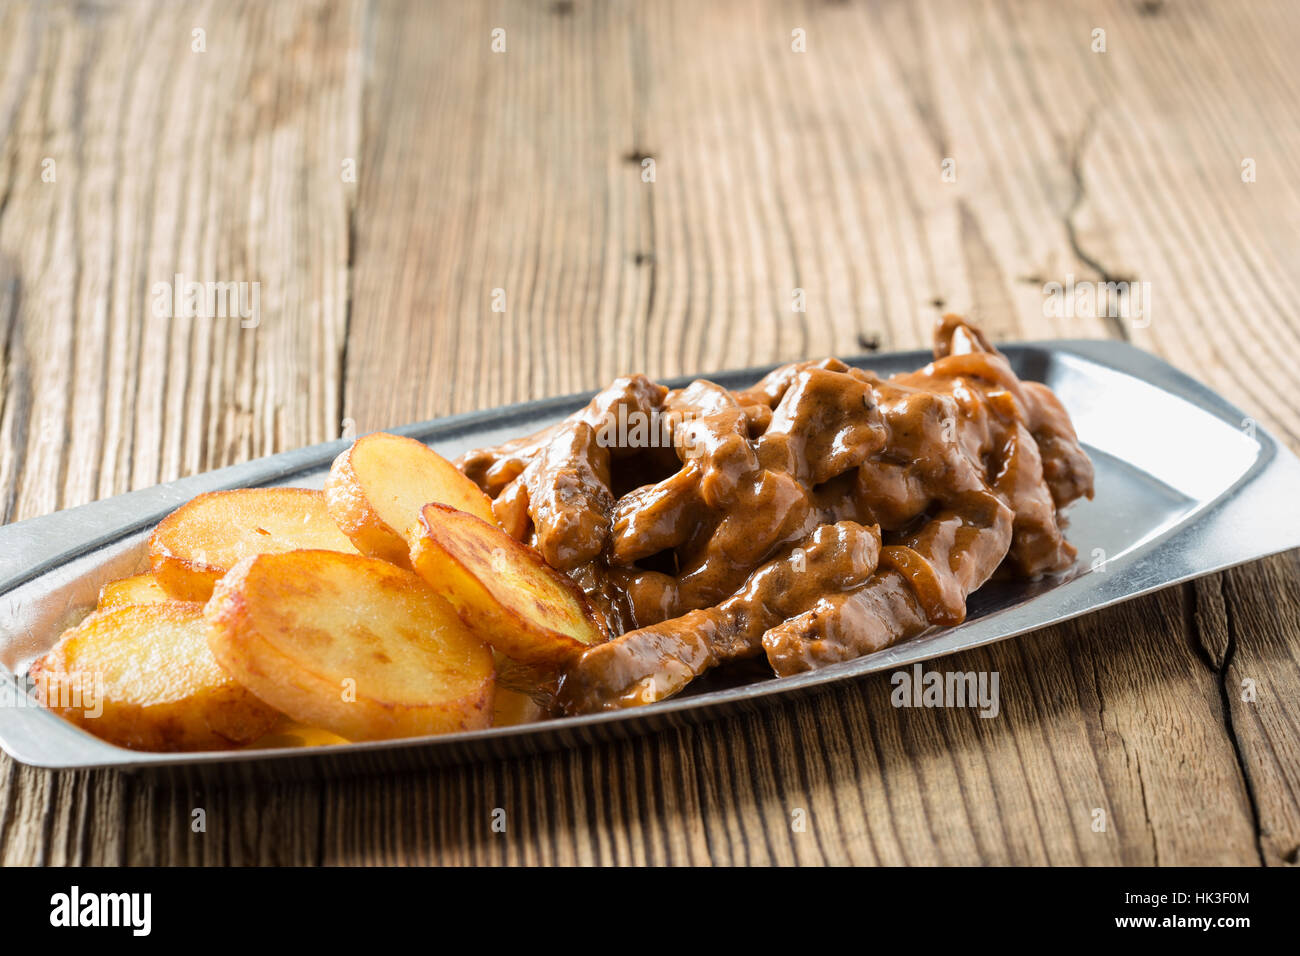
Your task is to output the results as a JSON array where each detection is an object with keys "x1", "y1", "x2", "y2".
[
  {"x1": 1063, "y1": 107, "x2": 1135, "y2": 343},
  {"x1": 1183, "y1": 578, "x2": 1268, "y2": 865}
]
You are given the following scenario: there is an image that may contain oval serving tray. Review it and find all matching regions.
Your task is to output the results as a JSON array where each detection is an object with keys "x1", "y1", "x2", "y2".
[{"x1": 2, "y1": 339, "x2": 1299, "y2": 784}]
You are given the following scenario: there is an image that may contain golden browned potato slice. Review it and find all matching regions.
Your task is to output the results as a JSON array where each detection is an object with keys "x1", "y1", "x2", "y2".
[
  {"x1": 324, "y1": 432, "x2": 497, "y2": 568},
  {"x1": 409, "y1": 503, "x2": 606, "y2": 667},
  {"x1": 97, "y1": 573, "x2": 169, "y2": 609},
  {"x1": 28, "y1": 602, "x2": 280, "y2": 752},
  {"x1": 149, "y1": 488, "x2": 358, "y2": 601},
  {"x1": 205, "y1": 550, "x2": 495, "y2": 741}
]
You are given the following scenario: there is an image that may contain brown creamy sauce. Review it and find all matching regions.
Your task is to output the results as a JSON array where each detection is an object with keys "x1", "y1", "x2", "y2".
[{"x1": 457, "y1": 317, "x2": 1094, "y2": 713}]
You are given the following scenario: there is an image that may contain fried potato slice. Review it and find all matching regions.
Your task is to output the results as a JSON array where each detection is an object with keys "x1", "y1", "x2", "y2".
[
  {"x1": 97, "y1": 573, "x2": 169, "y2": 609},
  {"x1": 28, "y1": 602, "x2": 280, "y2": 751},
  {"x1": 149, "y1": 488, "x2": 358, "y2": 601},
  {"x1": 409, "y1": 503, "x2": 607, "y2": 666},
  {"x1": 205, "y1": 550, "x2": 495, "y2": 741},
  {"x1": 324, "y1": 432, "x2": 498, "y2": 568}
]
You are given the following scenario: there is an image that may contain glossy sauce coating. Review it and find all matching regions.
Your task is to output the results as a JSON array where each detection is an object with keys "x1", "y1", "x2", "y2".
[{"x1": 457, "y1": 317, "x2": 1094, "y2": 712}]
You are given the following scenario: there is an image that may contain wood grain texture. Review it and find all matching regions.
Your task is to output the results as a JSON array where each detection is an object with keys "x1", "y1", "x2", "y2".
[{"x1": 0, "y1": 0, "x2": 1297, "y2": 866}]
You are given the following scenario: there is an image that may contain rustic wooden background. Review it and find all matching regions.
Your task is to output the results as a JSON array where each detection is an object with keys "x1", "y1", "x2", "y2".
[{"x1": 1, "y1": 0, "x2": 1297, "y2": 865}]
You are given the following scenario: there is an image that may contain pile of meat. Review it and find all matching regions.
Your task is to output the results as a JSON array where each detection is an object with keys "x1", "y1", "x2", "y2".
[{"x1": 457, "y1": 316, "x2": 1094, "y2": 712}]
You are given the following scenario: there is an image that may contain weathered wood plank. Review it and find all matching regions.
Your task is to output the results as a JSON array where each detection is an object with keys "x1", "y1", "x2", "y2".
[
  {"x1": 1060, "y1": 0, "x2": 1300, "y2": 867},
  {"x1": 335, "y1": 0, "x2": 1287, "y2": 866},
  {"x1": 0, "y1": 0, "x2": 363, "y2": 865},
  {"x1": 0, "y1": 0, "x2": 1295, "y2": 866}
]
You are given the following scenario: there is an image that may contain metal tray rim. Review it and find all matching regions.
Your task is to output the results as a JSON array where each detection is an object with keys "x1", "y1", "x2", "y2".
[{"x1": 2, "y1": 338, "x2": 1298, "y2": 773}]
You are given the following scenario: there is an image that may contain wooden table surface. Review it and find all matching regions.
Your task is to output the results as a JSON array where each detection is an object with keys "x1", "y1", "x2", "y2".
[{"x1": 1, "y1": 0, "x2": 1298, "y2": 866}]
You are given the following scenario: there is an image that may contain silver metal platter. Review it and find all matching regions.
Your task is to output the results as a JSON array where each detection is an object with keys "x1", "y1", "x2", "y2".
[{"x1": 2, "y1": 339, "x2": 1298, "y2": 784}]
